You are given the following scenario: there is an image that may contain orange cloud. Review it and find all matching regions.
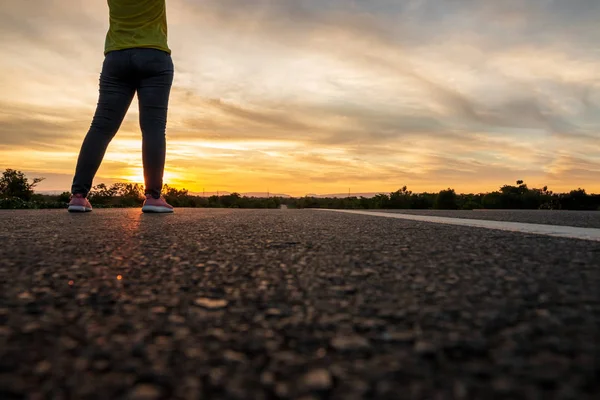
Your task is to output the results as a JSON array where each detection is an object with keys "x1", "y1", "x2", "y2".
[{"x1": 1, "y1": 0, "x2": 599, "y2": 196}]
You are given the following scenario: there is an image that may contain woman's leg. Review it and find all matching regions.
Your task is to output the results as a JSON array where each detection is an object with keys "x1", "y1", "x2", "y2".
[
  {"x1": 71, "y1": 51, "x2": 136, "y2": 197},
  {"x1": 134, "y1": 49, "x2": 174, "y2": 199}
]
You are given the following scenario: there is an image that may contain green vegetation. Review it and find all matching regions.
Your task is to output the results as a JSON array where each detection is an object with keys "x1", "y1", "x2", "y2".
[
  {"x1": 0, "y1": 169, "x2": 66, "y2": 209},
  {"x1": 1, "y1": 168, "x2": 599, "y2": 210},
  {"x1": 0, "y1": 169, "x2": 281, "y2": 209},
  {"x1": 87, "y1": 184, "x2": 281, "y2": 209},
  {"x1": 284, "y1": 181, "x2": 600, "y2": 211}
]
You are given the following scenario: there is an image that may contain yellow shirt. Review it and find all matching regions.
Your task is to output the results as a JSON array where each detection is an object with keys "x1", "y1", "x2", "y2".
[{"x1": 105, "y1": 0, "x2": 171, "y2": 55}]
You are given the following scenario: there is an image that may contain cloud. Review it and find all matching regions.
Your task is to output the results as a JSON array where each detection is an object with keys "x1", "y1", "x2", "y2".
[{"x1": 1, "y1": 0, "x2": 600, "y2": 195}]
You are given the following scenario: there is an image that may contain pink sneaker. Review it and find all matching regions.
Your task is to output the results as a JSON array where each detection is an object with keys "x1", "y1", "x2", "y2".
[
  {"x1": 68, "y1": 194, "x2": 93, "y2": 213},
  {"x1": 142, "y1": 195, "x2": 174, "y2": 213}
]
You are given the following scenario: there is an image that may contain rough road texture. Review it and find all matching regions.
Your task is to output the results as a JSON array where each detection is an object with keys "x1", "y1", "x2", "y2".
[{"x1": 0, "y1": 209, "x2": 599, "y2": 400}]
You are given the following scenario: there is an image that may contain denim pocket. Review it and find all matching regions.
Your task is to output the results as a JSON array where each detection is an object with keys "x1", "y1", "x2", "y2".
[{"x1": 133, "y1": 48, "x2": 173, "y2": 76}]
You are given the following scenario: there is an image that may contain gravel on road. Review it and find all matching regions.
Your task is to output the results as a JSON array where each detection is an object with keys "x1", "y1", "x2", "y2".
[{"x1": 0, "y1": 209, "x2": 598, "y2": 399}]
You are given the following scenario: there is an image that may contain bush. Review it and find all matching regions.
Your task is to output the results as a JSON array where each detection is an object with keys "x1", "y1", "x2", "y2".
[
  {"x1": 1, "y1": 168, "x2": 599, "y2": 211},
  {"x1": 58, "y1": 192, "x2": 71, "y2": 204},
  {"x1": 434, "y1": 189, "x2": 458, "y2": 210},
  {"x1": 0, "y1": 169, "x2": 44, "y2": 201},
  {"x1": 0, "y1": 197, "x2": 30, "y2": 209}
]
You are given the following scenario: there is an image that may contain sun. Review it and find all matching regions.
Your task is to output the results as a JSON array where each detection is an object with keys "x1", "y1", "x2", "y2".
[{"x1": 122, "y1": 168, "x2": 180, "y2": 186}]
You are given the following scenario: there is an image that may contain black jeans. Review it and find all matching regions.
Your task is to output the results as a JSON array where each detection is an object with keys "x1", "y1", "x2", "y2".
[{"x1": 72, "y1": 48, "x2": 174, "y2": 199}]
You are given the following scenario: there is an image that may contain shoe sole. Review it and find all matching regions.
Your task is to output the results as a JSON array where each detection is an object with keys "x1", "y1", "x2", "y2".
[
  {"x1": 142, "y1": 205, "x2": 174, "y2": 213},
  {"x1": 68, "y1": 206, "x2": 92, "y2": 213}
]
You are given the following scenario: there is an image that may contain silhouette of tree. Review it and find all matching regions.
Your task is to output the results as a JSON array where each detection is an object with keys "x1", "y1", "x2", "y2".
[
  {"x1": 0, "y1": 169, "x2": 44, "y2": 201},
  {"x1": 434, "y1": 189, "x2": 458, "y2": 209}
]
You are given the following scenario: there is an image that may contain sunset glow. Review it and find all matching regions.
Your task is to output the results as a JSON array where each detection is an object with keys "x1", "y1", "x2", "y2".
[{"x1": 1, "y1": 0, "x2": 599, "y2": 196}]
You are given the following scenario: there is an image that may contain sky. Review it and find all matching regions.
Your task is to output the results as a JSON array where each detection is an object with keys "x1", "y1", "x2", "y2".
[{"x1": 1, "y1": 0, "x2": 599, "y2": 196}]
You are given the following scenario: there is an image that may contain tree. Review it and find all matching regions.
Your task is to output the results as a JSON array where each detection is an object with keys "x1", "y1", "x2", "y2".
[
  {"x1": 113, "y1": 183, "x2": 144, "y2": 207},
  {"x1": 220, "y1": 193, "x2": 241, "y2": 208},
  {"x1": 371, "y1": 193, "x2": 390, "y2": 209},
  {"x1": 0, "y1": 169, "x2": 44, "y2": 201},
  {"x1": 560, "y1": 188, "x2": 595, "y2": 210},
  {"x1": 410, "y1": 193, "x2": 436, "y2": 209},
  {"x1": 389, "y1": 186, "x2": 412, "y2": 209},
  {"x1": 434, "y1": 188, "x2": 458, "y2": 209},
  {"x1": 88, "y1": 183, "x2": 118, "y2": 206},
  {"x1": 163, "y1": 184, "x2": 189, "y2": 198},
  {"x1": 163, "y1": 184, "x2": 194, "y2": 207},
  {"x1": 58, "y1": 192, "x2": 71, "y2": 204}
]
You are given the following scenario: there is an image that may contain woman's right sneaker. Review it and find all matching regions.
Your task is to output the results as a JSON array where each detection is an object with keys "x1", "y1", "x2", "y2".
[
  {"x1": 142, "y1": 195, "x2": 174, "y2": 213},
  {"x1": 68, "y1": 194, "x2": 93, "y2": 213}
]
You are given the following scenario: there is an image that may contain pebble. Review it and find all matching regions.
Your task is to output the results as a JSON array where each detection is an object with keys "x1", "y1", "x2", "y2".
[
  {"x1": 92, "y1": 360, "x2": 110, "y2": 372},
  {"x1": 275, "y1": 382, "x2": 290, "y2": 398},
  {"x1": 453, "y1": 381, "x2": 468, "y2": 399},
  {"x1": 224, "y1": 350, "x2": 247, "y2": 363},
  {"x1": 18, "y1": 291, "x2": 33, "y2": 300},
  {"x1": 168, "y1": 314, "x2": 186, "y2": 324},
  {"x1": 536, "y1": 309, "x2": 551, "y2": 318},
  {"x1": 128, "y1": 384, "x2": 162, "y2": 400},
  {"x1": 60, "y1": 336, "x2": 78, "y2": 350},
  {"x1": 492, "y1": 377, "x2": 515, "y2": 393},
  {"x1": 414, "y1": 340, "x2": 437, "y2": 355},
  {"x1": 331, "y1": 285, "x2": 357, "y2": 294},
  {"x1": 194, "y1": 297, "x2": 228, "y2": 309},
  {"x1": 260, "y1": 371, "x2": 275, "y2": 386},
  {"x1": 22, "y1": 322, "x2": 41, "y2": 333},
  {"x1": 301, "y1": 368, "x2": 333, "y2": 391},
  {"x1": 266, "y1": 308, "x2": 283, "y2": 316},
  {"x1": 209, "y1": 367, "x2": 227, "y2": 386},
  {"x1": 331, "y1": 335, "x2": 370, "y2": 351},
  {"x1": 350, "y1": 268, "x2": 376, "y2": 277},
  {"x1": 34, "y1": 361, "x2": 52, "y2": 375},
  {"x1": 382, "y1": 330, "x2": 415, "y2": 343},
  {"x1": 176, "y1": 377, "x2": 202, "y2": 399}
]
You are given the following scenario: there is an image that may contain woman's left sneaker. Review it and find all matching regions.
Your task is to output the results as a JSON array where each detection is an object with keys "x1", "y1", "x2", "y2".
[
  {"x1": 142, "y1": 195, "x2": 174, "y2": 213},
  {"x1": 68, "y1": 194, "x2": 93, "y2": 213}
]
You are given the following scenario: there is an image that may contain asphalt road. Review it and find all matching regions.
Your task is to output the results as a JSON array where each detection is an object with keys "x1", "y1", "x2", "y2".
[{"x1": 1, "y1": 209, "x2": 599, "y2": 400}]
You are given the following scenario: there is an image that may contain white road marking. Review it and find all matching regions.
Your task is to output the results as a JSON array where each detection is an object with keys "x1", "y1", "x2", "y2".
[{"x1": 318, "y1": 209, "x2": 600, "y2": 242}]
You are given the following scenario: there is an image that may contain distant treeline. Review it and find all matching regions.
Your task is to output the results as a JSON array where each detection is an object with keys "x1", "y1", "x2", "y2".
[
  {"x1": 1, "y1": 169, "x2": 599, "y2": 210},
  {"x1": 0, "y1": 169, "x2": 280, "y2": 209},
  {"x1": 86, "y1": 183, "x2": 281, "y2": 209},
  {"x1": 284, "y1": 182, "x2": 600, "y2": 211}
]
